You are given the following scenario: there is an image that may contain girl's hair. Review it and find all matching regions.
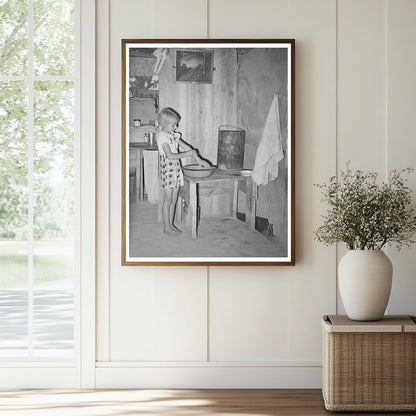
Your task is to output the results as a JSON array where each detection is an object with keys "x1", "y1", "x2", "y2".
[{"x1": 157, "y1": 107, "x2": 181, "y2": 131}]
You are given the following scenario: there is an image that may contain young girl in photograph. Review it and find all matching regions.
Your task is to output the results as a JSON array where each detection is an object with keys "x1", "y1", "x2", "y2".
[{"x1": 156, "y1": 107, "x2": 207, "y2": 236}]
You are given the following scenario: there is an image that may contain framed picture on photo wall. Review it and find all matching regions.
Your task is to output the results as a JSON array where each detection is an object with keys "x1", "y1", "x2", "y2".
[
  {"x1": 121, "y1": 39, "x2": 295, "y2": 266},
  {"x1": 175, "y1": 49, "x2": 213, "y2": 83}
]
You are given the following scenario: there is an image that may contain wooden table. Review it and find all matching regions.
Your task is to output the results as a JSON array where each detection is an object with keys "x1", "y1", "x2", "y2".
[
  {"x1": 181, "y1": 169, "x2": 257, "y2": 239},
  {"x1": 129, "y1": 142, "x2": 158, "y2": 201}
]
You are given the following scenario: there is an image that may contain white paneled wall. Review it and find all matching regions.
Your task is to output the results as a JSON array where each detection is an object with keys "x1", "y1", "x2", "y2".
[
  {"x1": 110, "y1": 268, "x2": 207, "y2": 361},
  {"x1": 337, "y1": 0, "x2": 387, "y2": 173},
  {"x1": 96, "y1": 0, "x2": 416, "y2": 388},
  {"x1": 336, "y1": 0, "x2": 388, "y2": 312},
  {"x1": 386, "y1": 0, "x2": 416, "y2": 314},
  {"x1": 285, "y1": 0, "x2": 337, "y2": 362},
  {"x1": 209, "y1": 268, "x2": 290, "y2": 361}
]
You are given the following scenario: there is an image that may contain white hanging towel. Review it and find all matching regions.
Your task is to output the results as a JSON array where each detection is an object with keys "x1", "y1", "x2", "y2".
[{"x1": 252, "y1": 94, "x2": 284, "y2": 185}]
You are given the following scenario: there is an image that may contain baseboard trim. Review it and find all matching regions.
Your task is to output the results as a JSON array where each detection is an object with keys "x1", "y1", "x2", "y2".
[
  {"x1": 96, "y1": 365, "x2": 323, "y2": 388},
  {"x1": 0, "y1": 367, "x2": 80, "y2": 388},
  {"x1": 96, "y1": 360, "x2": 321, "y2": 368}
]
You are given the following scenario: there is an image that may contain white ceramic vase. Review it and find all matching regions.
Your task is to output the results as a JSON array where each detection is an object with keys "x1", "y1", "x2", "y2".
[{"x1": 338, "y1": 250, "x2": 393, "y2": 321}]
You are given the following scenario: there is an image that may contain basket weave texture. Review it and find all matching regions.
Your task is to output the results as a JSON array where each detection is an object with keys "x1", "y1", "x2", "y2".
[{"x1": 322, "y1": 315, "x2": 416, "y2": 411}]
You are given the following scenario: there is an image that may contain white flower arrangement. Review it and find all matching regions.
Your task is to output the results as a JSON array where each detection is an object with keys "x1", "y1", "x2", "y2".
[{"x1": 314, "y1": 164, "x2": 416, "y2": 250}]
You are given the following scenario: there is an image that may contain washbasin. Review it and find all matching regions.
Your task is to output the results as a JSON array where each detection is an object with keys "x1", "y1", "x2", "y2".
[{"x1": 182, "y1": 164, "x2": 216, "y2": 179}]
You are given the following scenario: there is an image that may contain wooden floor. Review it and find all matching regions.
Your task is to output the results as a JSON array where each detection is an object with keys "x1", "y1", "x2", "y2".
[
  {"x1": 129, "y1": 201, "x2": 287, "y2": 259},
  {"x1": 0, "y1": 389, "x2": 413, "y2": 415}
]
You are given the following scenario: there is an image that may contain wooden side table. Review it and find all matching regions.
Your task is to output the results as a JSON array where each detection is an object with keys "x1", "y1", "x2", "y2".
[
  {"x1": 322, "y1": 315, "x2": 416, "y2": 411},
  {"x1": 180, "y1": 169, "x2": 257, "y2": 239}
]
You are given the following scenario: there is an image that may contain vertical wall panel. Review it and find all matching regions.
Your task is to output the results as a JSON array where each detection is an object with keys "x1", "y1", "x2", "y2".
[
  {"x1": 96, "y1": 0, "x2": 110, "y2": 362},
  {"x1": 106, "y1": 0, "x2": 208, "y2": 362},
  {"x1": 151, "y1": 271, "x2": 208, "y2": 360},
  {"x1": 150, "y1": 0, "x2": 208, "y2": 38},
  {"x1": 209, "y1": 0, "x2": 290, "y2": 38},
  {"x1": 337, "y1": 0, "x2": 387, "y2": 172},
  {"x1": 336, "y1": 0, "x2": 387, "y2": 313},
  {"x1": 209, "y1": 268, "x2": 290, "y2": 361},
  {"x1": 110, "y1": 273, "x2": 155, "y2": 360},
  {"x1": 386, "y1": 0, "x2": 416, "y2": 314},
  {"x1": 286, "y1": 0, "x2": 337, "y2": 361}
]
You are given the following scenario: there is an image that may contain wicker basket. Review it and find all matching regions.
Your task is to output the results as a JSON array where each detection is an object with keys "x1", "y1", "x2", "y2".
[{"x1": 322, "y1": 315, "x2": 416, "y2": 411}]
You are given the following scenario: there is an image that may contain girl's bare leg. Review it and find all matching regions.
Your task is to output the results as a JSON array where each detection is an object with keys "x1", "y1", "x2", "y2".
[
  {"x1": 162, "y1": 187, "x2": 180, "y2": 236},
  {"x1": 170, "y1": 187, "x2": 182, "y2": 233}
]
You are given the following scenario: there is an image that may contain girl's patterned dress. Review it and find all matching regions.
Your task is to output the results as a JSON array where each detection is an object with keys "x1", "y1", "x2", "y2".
[{"x1": 156, "y1": 131, "x2": 184, "y2": 189}]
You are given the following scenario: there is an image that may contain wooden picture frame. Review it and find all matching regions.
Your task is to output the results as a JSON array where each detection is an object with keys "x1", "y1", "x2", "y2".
[
  {"x1": 175, "y1": 49, "x2": 213, "y2": 83},
  {"x1": 122, "y1": 39, "x2": 295, "y2": 266}
]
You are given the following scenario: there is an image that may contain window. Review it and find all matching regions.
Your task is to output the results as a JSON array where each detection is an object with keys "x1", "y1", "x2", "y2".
[{"x1": 0, "y1": 0, "x2": 77, "y2": 361}]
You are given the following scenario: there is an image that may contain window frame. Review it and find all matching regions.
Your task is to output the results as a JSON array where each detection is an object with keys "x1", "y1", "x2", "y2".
[{"x1": 0, "y1": 0, "x2": 96, "y2": 388}]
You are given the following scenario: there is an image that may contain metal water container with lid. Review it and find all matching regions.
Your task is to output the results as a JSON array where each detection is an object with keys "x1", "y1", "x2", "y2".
[{"x1": 216, "y1": 125, "x2": 245, "y2": 170}]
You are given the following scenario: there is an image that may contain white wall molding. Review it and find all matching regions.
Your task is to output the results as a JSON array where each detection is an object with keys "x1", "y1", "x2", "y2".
[
  {"x1": 96, "y1": 365, "x2": 322, "y2": 389},
  {"x1": 80, "y1": 0, "x2": 96, "y2": 388},
  {"x1": 96, "y1": 360, "x2": 321, "y2": 368},
  {"x1": 96, "y1": 0, "x2": 111, "y2": 363}
]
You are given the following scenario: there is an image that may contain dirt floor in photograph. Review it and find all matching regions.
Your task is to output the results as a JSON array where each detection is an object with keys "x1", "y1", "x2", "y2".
[{"x1": 129, "y1": 201, "x2": 287, "y2": 259}]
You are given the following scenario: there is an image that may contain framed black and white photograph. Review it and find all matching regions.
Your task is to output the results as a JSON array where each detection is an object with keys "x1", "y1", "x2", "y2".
[{"x1": 121, "y1": 39, "x2": 295, "y2": 265}]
